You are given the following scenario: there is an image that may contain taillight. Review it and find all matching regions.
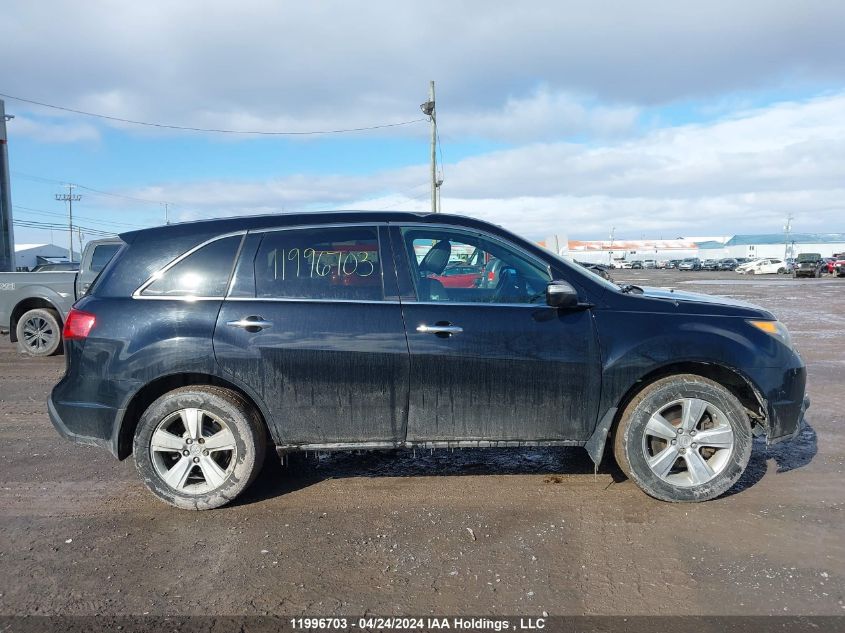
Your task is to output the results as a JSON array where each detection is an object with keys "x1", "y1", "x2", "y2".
[{"x1": 63, "y1": 309, "x2": 96, "y2": 340}]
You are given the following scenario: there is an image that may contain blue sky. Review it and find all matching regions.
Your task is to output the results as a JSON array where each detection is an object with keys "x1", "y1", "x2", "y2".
[{"x1": 3, "y1": 1, "x2": 845, "y2": 247}]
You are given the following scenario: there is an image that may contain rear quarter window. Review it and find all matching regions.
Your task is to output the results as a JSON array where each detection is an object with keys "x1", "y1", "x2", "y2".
[{"x1": 140, "y1": 235, "x2": 242, "y2": 298}]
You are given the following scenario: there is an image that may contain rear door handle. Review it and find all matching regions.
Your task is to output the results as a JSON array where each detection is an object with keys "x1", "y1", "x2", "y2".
[
  {"x1": 227, "y1": 316, "x2": 274, "y2": 331},
  {"x1": 416, "y1": 324, "x2": 463, "y2": 335}
]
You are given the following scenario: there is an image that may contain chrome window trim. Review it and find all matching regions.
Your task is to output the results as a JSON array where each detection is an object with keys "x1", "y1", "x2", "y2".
[
  {"x1": 132, "y1": 230, "x2": 247, "y2": 300},
  {"x1": 224, "y1": 297, "x2": 401, "y2": 305},
  {"x1": 130, "y1": 219, "x2": 553, "y2": 303}
]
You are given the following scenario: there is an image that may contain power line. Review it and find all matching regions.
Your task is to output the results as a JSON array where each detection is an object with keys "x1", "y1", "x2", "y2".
[
  {"x1": 13, "y1": 204, "x2": 146, "y2": 229},
  {"x1": 0, "y1": 92, "x2": 427, "y2": 136},
  {"x1": 12, "y1": 219, "x2": 115, "y2": 238},
  {"x1": 12, "y1": 171, "x2": 175, "y2": 207}
]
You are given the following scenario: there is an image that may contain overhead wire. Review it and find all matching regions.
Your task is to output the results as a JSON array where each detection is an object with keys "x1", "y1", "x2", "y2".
[{"x1": 0, "y1": 92, "x2": 427, "y2": 136}]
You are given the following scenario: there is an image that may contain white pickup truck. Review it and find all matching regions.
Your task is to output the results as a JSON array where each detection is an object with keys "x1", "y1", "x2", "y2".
[{"x1": 0, "y1": 238, "x2": 121, "y2": 356}]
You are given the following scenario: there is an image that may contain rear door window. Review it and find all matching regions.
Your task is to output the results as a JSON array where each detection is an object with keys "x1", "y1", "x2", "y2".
[
  {"x1": 140, "y1": 235, "x2": 242, "y2": 298},
  {"x1": 253, "y1": 226, "x2": 383, "y2": 301}
]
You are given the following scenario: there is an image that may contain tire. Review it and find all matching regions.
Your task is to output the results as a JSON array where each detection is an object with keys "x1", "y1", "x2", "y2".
[
  {"x1": 133, "y1": 386, "x2": 267, "y2": 510},
  {"x1": 778, "y1": 268, "x2": 786, "y2": 274},
  {"x1": 613, "y1": 374, "x2": 752, "y2": 502},
  {"x1": 16, "y1": 308, "x2": 63, "y2": 357}
]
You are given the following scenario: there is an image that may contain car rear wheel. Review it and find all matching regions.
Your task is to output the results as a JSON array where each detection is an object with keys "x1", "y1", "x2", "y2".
[
  {"x1": 133, "y1": 386, "x2": 267, "y2": 510},
  {"x1": 16, "y1": 308, "x2": 63, "y2": 357},
  {"x1": 613, "y1": 374, "x2": 752, "y2": 502}
]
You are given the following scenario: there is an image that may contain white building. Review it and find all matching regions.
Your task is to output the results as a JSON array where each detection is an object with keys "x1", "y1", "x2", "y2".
[
  {"x1": 14, "y1": 243, "x2": 74, "y2": 271},
  {"x1": 697, "y1": 233, "x2": 845, "y2": 261},
  {"x1": 562, "y1": 238, "x2": 699, "y2": 265},
  {"x1": 545, "y1": 232, "x2": 845, "y2": 265}
]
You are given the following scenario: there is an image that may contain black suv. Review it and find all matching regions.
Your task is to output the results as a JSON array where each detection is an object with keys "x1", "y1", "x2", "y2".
[{"x1": 49, "y1": 212, "x2": 808, "y2": 509}]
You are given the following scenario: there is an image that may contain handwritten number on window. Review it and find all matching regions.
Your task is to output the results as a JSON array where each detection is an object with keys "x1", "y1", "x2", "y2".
[{"x1": 275, "y1": 248, "x2": 376, "y2": 280}]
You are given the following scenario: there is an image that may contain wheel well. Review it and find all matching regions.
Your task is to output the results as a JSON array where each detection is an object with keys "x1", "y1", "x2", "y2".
[
  {"x1": 116, "y1": 373, "x2": 270, "y2": 460},
  {"x1": 612, "y1": 361, "x2": 767, "y2": 434},
  {"x1": 10, "y1": 299, "x2": 62, "y2": 342}
]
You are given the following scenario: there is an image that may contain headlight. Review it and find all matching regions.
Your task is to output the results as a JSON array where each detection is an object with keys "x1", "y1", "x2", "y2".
[{"x1": 748, "y1": 319, "x2": 792, "y2": 347}]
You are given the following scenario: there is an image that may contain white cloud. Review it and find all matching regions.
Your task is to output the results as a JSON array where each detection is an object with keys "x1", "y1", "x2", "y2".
[
  {"x1": 7, "y1": 115, "x2": 100, "y2": 143},
  {"x1": 2, "y1": 1, "x2": 845, "y2": 140},
  {"x1": 106, "y1": 93, "x2": 845, "y2": 238}
]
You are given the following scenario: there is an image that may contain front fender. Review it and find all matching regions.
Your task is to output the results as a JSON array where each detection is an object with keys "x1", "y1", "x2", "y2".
[{"x1": 593, "y1": 310, "x2": 804, "y2": 437}]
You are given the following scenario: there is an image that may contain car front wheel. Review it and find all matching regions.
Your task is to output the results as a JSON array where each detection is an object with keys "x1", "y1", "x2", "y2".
[
  {"x1": 613, "y1": 374, "x2": 752, "y2": 502},
  {"x1": 133, "y1": 386, "x2": 267, "y2": 510}
]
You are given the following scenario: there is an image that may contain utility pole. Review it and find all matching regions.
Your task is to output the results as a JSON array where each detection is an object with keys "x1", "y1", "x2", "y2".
[
  {"x1": 420, "y1": 81, "x2": 438, "y2": 213},
  {"x1": 0, "y1": 99, "x2": 15, "y2": 272},
  {"x1": 77, "y1": 227, "x2": 84, "y2": 257},
  {"x1": 163, "y1": 202, "x2": 170, "y2": 225},
  {"x1": 55, "y1": 184, "x2": 81, "y2": 263},
  {"x1": 784, "y1": 213, "x2": 793, "y2": 263},
  {"x1": 608, "y1": 226, "x2": 616, "y2": 266}
]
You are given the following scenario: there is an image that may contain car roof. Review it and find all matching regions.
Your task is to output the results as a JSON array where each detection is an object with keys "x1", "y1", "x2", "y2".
[{"x1": 119, "y1": 211, "x2": 499, "y2": 243}]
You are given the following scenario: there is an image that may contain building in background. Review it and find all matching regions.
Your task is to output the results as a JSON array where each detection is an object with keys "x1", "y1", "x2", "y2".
[
  {"x1": 13, "y1": 243, "x2": 75, "y2": 271},
  {"x1": 716, "y1": 233, "x2": 845, "y2": 260},
  {"x1": 564, "y1": 238, "x2": 699, "y2": 265},
  {"x1": 543, "y1": 232, "x2": 845, "y2": 265}
]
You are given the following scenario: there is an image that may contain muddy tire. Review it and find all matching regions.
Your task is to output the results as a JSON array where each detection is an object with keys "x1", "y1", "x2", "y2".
[
  {"x1": 16, "y1": 308, "x2": 63, "y2": 357},
  {"x1": 613, "y1": 374, "x2": 752, "y2": 502},
  {"x1": 133, "y1": 386, "x2": 267, "y2": 510}
]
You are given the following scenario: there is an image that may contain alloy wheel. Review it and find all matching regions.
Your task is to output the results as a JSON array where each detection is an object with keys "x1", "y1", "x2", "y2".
[
  {"x1": 22, "y1": 316, "x2": 56, "y2": 353},
  {"x1": 641, "y1": 397, "x2": 735, "y2": 487},
  {"x1": 150, "y1": 408, "x2": 238, "y2": 495}
]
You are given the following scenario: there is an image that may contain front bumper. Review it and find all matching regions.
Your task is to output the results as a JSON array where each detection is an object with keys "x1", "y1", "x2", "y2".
[{"x1": 768, "y1": 394, "x2": 810, "y2": 445}]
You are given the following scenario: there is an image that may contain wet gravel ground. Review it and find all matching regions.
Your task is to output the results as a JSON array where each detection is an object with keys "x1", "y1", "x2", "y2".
[{"x1": 0, "y1": 270, "x2": 843, "y2": 616}]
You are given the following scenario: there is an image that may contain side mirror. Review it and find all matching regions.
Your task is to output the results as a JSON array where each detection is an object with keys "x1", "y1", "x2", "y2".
[{"x1": 546, "y1": 280, "x2": 579, "y2": 308}]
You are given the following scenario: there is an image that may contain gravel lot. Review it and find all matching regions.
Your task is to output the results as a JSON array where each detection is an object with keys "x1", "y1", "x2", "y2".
[{"x1": 0, "y1": 270, "x2": 843, "y2": 617}]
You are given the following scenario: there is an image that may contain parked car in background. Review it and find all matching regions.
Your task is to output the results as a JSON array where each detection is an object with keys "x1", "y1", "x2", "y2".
[
  {"x1": 575, "y1": 261, "x2": 611, "y2": 280},
  {"x1": 432, "y1": 264, "x2": 482, "y2": 288},
  {"x1": 735, "y1": 258, "x2": 787, "y2": 275},
  {"x1": 701, "y1": 259, "x2": 720, "y2": 271},
  {"x1": 0, "y1": 238, "x2": 122, "y2": 357},
  {"x1": 48, "y1": 211, "x2": 808, "y2": 509},
  {"x1": 717, "y1": 258, "x2": 738, "y2": 271},
  {"x1": 793, "y1": 253, "x2": 825, "y2": 279},
  {"x1": 666, "y1": 259, "x2": 682, "y2": 269},
  {"x1": 834, "y1": 256, "x2": 845, "y2": 277},
  {"x1": 820, "y1": 257, "x2": 835, "y2": 274},
  {"x1": 31, "y1": 262, "x2": 80, "y2": 273},
  {"x1": 613, "y1": 261, "x2": 633, "y2": 269},
  {"x1": 631, "y1": 261, "x2": 643, "y2": 269},
  {"x1": 642, "y1": 259, "x2": 657, "y2": 269},
  {"x1": 678, "y1": 258, "x2": 701, "y2": 271}
]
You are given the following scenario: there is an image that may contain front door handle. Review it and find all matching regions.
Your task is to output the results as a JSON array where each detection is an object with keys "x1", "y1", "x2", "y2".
[
  {"x1": 416, "y1": 324, "x2": 463, "y2": 335},
  {"x1": 227, "y1": 316, "x2": 274, "y2": 331}
]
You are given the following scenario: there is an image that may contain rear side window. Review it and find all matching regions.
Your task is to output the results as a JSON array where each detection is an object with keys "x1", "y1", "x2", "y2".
[
  {"x1": 90, "y1": 243, "x2": 121, "y2": 272},
  {"x1": 254, "y1": 226, "x2": 382, "y2": 300},
  {"x1": 141, "y1": 235, "x2": 242, "y2": 297}
]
